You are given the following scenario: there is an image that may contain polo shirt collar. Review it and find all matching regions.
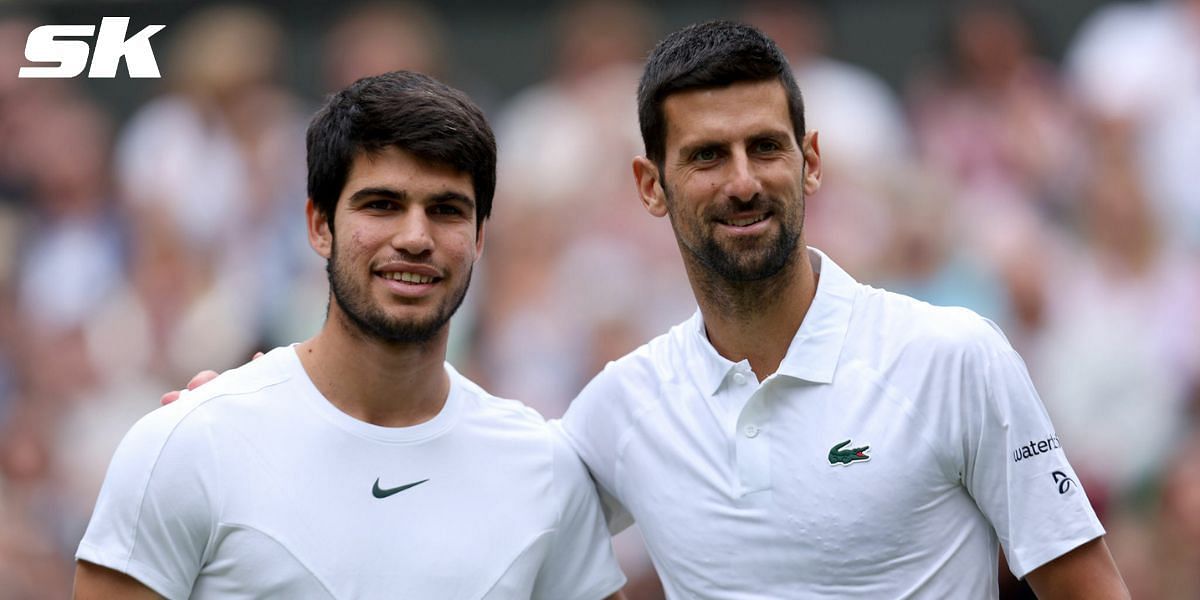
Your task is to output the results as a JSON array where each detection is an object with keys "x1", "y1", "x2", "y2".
[{"x1": 689, "y1": 247, "x2": 858, "y2": 394}]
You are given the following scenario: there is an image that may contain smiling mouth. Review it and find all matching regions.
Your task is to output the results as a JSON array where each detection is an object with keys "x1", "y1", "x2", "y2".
[
  {"x1": 379, "y1": 272, "x2": 440, "y2": 284},
  {"x1": 719, "y1": 213, "x2": 771, "y2": 227}
]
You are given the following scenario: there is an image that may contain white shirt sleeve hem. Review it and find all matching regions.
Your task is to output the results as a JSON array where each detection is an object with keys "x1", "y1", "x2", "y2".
[{"x1": 1010, "y1": 529, "x2": 1106, "y2": 580}]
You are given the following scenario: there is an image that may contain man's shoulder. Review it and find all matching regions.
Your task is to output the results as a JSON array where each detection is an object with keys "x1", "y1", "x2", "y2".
[
  {"x1": 854, "y1": 286, "x2": 1011, "y2": 363},
  {"x1": 180, "y1": 346, "x2": 296, "y2": 405},
  {"x1": 101, "y1": 352, "x2": 294, "y2": 487},
  {"x1": 135, "y1": 347, "x2": 297, "y2": 444},
  {"x1": 448, "y1": 364, "x2": 554, "y2": 434},
  {"x1": 562, "y1": 319, "x2": 692, "y2": 435},
  {"x1": 601, "y1": 317, "x2": 693, "y2": 389}
]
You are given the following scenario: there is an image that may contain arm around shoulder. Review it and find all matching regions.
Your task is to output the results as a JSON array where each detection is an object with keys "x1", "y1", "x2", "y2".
[
  {"x1": 74, "y1": 560, "x2": 163, "y2": 600},
  {"x1": 1024, "y1": 538, "x2": 1129, "y2": 599}
]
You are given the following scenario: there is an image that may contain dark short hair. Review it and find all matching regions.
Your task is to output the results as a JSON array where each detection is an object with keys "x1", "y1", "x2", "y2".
[
  {"x1": 306, "y1": 70, "x2": 496, "y2": 230},
  {"x1": 637, "y1": 20, "x2": 805, "y2": 167}
]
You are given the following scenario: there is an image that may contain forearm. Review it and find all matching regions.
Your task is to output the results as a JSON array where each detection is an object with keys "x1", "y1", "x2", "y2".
[
  {"x1": 1024, "y1": 538, "x2": 1129, "y2": 599},
  {"x1": 74, "y1": 561, "x2": 163, "y2": 600}
]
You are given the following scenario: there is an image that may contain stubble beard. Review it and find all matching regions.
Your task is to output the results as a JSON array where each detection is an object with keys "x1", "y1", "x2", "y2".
[
  {"x1": 326, "y1": 239, "x2": 471, "y2": 345},
  {"x1": 666, "y1": 187, "x2": 804, "y2": 283}
]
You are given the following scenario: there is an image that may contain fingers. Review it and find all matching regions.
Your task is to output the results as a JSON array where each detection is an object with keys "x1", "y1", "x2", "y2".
[
  {"x1": 160, "y1": 390, "x2": 181, "y2": 406},
  {"x1": 161, "y1": 369, "x2": 221, "y2": 406},
  {"x1": 160, "y1": 353, "x2": 262, "y2": 407},
  {"x1": 186, "y1": 370, "x2": 220, "y2": 390}
]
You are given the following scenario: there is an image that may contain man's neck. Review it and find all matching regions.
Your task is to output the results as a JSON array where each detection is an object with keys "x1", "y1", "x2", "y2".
[
  {"x1": 689, "y1": 246, "x2": 818, "y2": 382},
  {"x1": 297, "y1": 308, "x2": 451, "y2": 428}
]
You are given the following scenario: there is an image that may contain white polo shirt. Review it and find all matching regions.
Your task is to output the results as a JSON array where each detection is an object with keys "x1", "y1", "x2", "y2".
[
  {"x1": 78, "y1": 346, "x2": 624, "y2": 600},
  {"x1": 560, "y1": 248, "x2": 1103, "y2": 599}
]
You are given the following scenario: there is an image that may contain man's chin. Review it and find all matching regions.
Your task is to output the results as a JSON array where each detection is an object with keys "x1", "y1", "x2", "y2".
[
  {"x1": 703, "y1": 248, "x2": 792, "y2": 282},
  {"x1": 337, "y1": 304, "x2": 449, "y2": 345}
]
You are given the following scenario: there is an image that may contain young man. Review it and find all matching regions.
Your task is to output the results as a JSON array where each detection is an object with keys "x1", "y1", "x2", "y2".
[
  {"x1": 558, "y1": 21, "x2": 1129, "y2": 598},
  {"x1": 74, "y1": 72, "x2": 625, "y2": 600}
]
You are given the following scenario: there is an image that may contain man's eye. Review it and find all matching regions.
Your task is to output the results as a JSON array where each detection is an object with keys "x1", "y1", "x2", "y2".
[
  {"x1": 365, "y1": 200, "x2": 395, "y2": 210},
  {"x1": 755, "y1": 140, "x2": 780, "y2": 152},
  {"x1": 431, "y1": 205, "x2": 462, "y2": 216},
  {"x1": 694, "y1": 149, "x2": 718, "y2": 162}
]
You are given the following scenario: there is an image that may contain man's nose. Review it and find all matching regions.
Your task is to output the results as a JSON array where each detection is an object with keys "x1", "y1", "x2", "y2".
[
  {"x1": 723, "y1": 149, "x2": 762, "y2": 203},
  {"x1": 390, "y1": 211, "x2": 435, "y2": 256}
]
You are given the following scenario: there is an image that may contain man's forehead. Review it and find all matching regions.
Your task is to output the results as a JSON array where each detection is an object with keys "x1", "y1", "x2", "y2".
[
  {"x1": 345, "y1": 145, "x2": 470, "y2": 187},
  {"x1": 662, "y1": 80, "x2": 793, "y2": 146},
  {"x1": 343, "y1": 147, "x2": 473, "y2": 194}
]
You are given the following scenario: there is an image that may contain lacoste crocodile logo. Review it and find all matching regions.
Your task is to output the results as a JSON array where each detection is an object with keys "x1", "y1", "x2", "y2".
[
  {"x1": 828, "y1": 440, "x2": 870, "y2": 465},
  {"x1": 372, "y1": 478, "x2": 429, "y2": 499}
]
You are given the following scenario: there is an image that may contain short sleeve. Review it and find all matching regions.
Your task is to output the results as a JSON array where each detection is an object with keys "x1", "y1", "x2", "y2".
[
  {"x1": 962, "y1": 323, "x2": 1105, "y2": 579},
  {"x1": 559, "y1": 367, "x2": 636, "y2": 534},
  {"x1": 76, "y1": 397, "x2": 217, "y2": 600},
  {"x1": 530, "y1": 431, "x2": 626, "y2": 600}
]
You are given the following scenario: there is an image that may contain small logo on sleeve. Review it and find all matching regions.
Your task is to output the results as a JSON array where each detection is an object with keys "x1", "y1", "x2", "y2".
[
  {"x1": 1012, "y1": 434, "x2": 1061, "y2": 463},
  {"x1": 1051, "y1": 471, "x2": 1075, "y2": 494},
  {"x1": 828, "y1": 440, "x2": 870, "y2": 465}
]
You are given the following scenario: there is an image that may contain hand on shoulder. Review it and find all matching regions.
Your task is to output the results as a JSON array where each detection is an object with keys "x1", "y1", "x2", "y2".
[{"x1": 159, "y1": 352, "x2": 265, "y2": 405}]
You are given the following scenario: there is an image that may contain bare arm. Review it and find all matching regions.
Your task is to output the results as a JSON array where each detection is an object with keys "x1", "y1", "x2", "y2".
[
  {"x1": 74, "y1": 561, "x2": 163, "y2": 600},
  {"x1": 1024, "y1": 538, "x2": 1129, "y2": 599},
  {"x1": 604, "y1": 593, "x2": 628, "y2": 600}
]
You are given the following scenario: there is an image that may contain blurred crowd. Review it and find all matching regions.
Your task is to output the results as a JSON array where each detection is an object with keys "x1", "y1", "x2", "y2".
[{"x1": 1, "y1": 1, "x2": 1198, "y2": 598}]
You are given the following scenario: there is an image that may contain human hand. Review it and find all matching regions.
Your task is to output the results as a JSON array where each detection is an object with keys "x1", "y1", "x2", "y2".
[{"x1": 159, "y1": 352, "x2": 266, "y2": 405}]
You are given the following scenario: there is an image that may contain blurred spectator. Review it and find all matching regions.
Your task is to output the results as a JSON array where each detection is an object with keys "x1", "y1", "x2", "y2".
[
  {"x1": 1153, "y1": 426, "x2": 1200, "y2": 598},
  {"x1": 0, "y1": 15, "x2": 71, "y2": 204},
  {"x1": 909, "y1": 1, "x2": 1081, "y2": 236},
  {"x1": 873, "y1": 169, "x2": 1012, "y2": 327},
  {"x1": 14, "y1": 97, "x2": 125, "y2": 336},
  {"x1": 113, "y1": 4, "x2": 308, "y2": 375},
  {"x1": 479, "y1": 0, "x2": 689, "y2": 418},
  {"x1": 322, "y1": 2, "x2": 447, "y2": 92},
  {"x1": 1030, "y1": 131, "x2": 1200, "y2": 503},
  {"x1": 1066, "y1": 0, "x2": 1200, "y2": 254}
]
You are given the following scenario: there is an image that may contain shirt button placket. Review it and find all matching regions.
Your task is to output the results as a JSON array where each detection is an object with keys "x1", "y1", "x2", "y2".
[{"x1": 735, "y1": 384, "x2": 771, "y2": 495}]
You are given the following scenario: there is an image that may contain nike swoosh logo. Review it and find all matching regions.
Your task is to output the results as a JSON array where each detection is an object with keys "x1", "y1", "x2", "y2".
[{"x1": 372, "y1": 478, "x2": 430, "y2": 499}]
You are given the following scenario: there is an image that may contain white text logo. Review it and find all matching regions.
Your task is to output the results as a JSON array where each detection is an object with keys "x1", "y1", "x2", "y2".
[{"x1": 18, "y1": 17, "x2": 165, "y2": 79}]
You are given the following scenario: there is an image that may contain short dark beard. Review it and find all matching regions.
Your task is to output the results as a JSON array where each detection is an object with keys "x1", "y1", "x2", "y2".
[
  {"x1": 665, "y1": 182, "x2": 803, "y2": 282},
  {"x1": 326, "y1": 239, "x2": 471, "y2": 345},
  {"x1": 688, "y1": 218, "x2": 798, "y2": 281},
  {"x1": 664, "y1": 183, "x2": 805, "y2": 318}
]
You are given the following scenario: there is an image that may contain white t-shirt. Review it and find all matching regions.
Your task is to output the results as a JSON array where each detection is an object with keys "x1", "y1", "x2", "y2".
[
  {"x1": 77, "y1": 347, "x2": 624, "y2": 600},
  {"x1": 561, "y1": 248, "x2": 1103, "y2": 599}
]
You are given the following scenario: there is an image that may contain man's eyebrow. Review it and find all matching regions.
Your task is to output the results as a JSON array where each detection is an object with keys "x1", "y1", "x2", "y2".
[
  {"x1": 348, "y1": 187, "x2": 407, "y2": 203},
  {"x1": 749, "y1": 128, "x2": 794, "y2": 143},
  {"x1": 347, "y1": 187, "x2": 474, "y2": 207},
  {"x1": 678, "y1": 128, "x2": 794, "y2": 157}
]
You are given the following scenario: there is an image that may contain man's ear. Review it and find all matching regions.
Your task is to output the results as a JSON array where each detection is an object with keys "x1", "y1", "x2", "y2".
[
  {"x1": 307, "y1": 199, "x2": 332, "y2": 259},
  {"x1": 633, "y1": 156, "x2": 668, "y2": 218},
  {"x1": 801, "y1": 131, "x2": 822, "y2": 197},
  {"x1": 474, "y1": 222, "x2": 486, "y2": 261}
]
